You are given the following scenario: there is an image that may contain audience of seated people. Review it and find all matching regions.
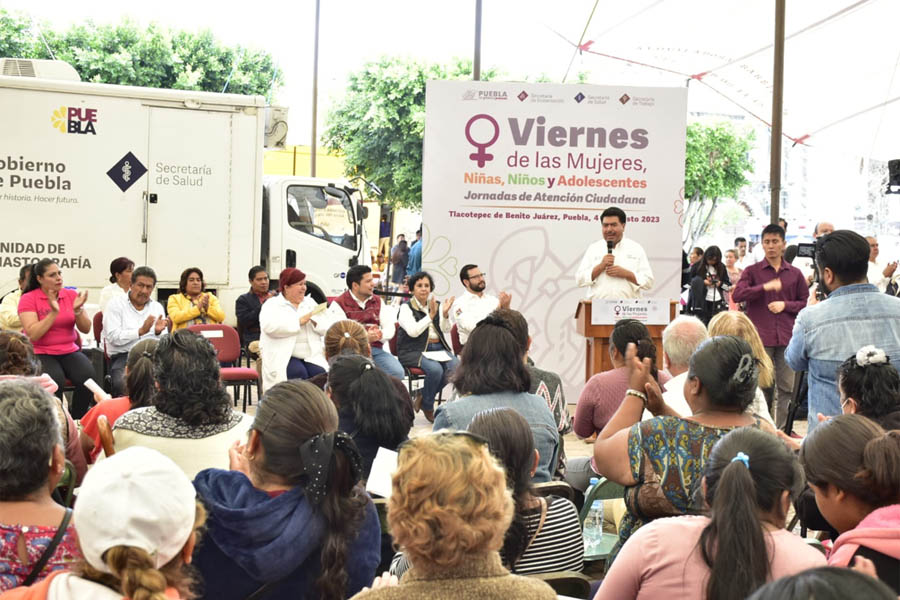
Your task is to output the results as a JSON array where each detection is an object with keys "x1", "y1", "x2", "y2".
[
  {"x1": 193, "y1": 380, "x2": 381, "y2": 600},
  {"x1": 570, "y1": 318, "x2": 671, "y2": 491},
  {"x1": 0, "y1": 382, "x2": 81, "y2": 591},
  {"x1": 593, "y1": 335, "x2": 775, "y2": 563},
  {"x1": 259, "y1": 267, "x2": 329, "y2": 390},
  {"x1": 326, "y1": 354, "x2": 413, "y2": 480},
  {"x1": 433, "y1": 309, "x2": 560, "y2": 482},
  {"x1": 0, "y1": 331, "x2": 87, "y2": 483},
  {"x1": 7, "y1": 244, "x2": 900, "y2": 600},
  {"x1": 167, "y1": 267, "x2": 225, "y2": 331},
  {"x1": 597, "y1": 427, "x2": 825, "y2": 598},
  {"x1": 78, "y1": 338, "x2": 158, "y2": 462},
  {"x1": 351, "y1": 431, "x2": 556, "y2": 600},
  {"x1": 112, "y1": 329, "x2": 252, "y2": 477}
]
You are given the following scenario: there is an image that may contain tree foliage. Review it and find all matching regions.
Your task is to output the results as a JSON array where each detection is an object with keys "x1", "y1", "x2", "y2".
[
  {"x1": 682, "y1": 122, "x2": 754, "y2": 247},
  {"x1": 0, "y1": 9, "x2": 281, "y2": 97},
  {"x1": 324, "y1": 57, "x2": 498, "y2": 210}
]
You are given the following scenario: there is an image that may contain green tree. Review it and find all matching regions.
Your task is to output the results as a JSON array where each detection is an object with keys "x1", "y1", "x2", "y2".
[
  {"x1": 324, "y1": 57, "x2": 498, "y2": 210},
  {"x1": 683, "y1": 122, "x2": 754, "y2": 247},
  {"x1": 0, "y1": 9, "x2": 281, "y2": 97}
]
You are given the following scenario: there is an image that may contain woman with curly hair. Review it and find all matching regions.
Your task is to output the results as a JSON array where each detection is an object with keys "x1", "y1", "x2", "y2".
[
  {"x1": 352, "y1": 431, "x2": 555, "y2": 599},
  {"x1": 112, "y1": 330, "x2": 252, "y2": 477},
  {"x1": 194, "y1": 380, "x2": 381, "y2": 600},
  {"x1": 2, "y1": 446, "x2": 207, "y2": 600}
]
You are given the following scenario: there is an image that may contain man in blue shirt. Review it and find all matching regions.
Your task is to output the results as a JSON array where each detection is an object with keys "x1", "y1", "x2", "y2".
[
  {"x1": 786, "y1": 230, "x2": 900, "y2": 432},
  {"x1": 406, "y1": 228, "x2": 422, "y2": 275}
]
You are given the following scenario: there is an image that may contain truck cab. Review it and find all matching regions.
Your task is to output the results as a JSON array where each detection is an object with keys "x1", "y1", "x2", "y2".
[{"x1": 261, "y1": 176, "x2": 369, "y2": 304}]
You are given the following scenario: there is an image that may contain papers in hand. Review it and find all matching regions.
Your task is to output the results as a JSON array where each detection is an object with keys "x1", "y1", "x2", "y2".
[
  {"x1": 365, "y1": 447, "x2": 399, "y2": 498},
  {"x1": 309, "y1": 302, "x2": 328, "y2": 316},
  {"x1": 421, "y1": 350, "x2": 454, "y2": 362}
]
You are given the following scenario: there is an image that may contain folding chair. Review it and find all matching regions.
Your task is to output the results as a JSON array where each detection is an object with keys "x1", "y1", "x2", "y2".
[{"x1": 187, "y1": 324, "x2": 261, "y2": 412}]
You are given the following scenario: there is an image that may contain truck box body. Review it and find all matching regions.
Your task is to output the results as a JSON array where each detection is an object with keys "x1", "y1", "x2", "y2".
[{"x1": 0, "y1": 74, "x2": 368, "y2": 324}]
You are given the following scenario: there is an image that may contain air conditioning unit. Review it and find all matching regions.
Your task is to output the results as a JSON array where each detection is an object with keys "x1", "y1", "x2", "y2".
[
  {"x1": 0, "y1": 59, "x2": 81, "y2": 82},
  {"x1": 264, "y1": 106, "x2": 288, "y2": 149}
]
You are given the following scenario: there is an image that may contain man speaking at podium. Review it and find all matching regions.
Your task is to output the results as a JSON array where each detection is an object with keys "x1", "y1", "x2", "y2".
[{"x1": 575, "y1": 207, "x2": 654, "y2": 299}]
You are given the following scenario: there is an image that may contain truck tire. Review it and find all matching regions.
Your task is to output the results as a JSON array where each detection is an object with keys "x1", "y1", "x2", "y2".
[{"x1": 306, "y1": 283, "x2": 327, "y2": 305}]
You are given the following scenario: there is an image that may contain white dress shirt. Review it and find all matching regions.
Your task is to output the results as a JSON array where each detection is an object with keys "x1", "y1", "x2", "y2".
[
  {"x1": 575, "y1": 237, "x2": 654, "y2": 299},
  {"x1": 324, "y1": 291, "x2": 398, "y2": 341},
  {"x1": 102, "y1": 292, "x2": 167, "y2": 356},
  {"x1": 868, "y1": 260, "x2": 890, "y2": 292},
  {"x1": 450, "y1": 290, "x2": 499, "y2": 345}
]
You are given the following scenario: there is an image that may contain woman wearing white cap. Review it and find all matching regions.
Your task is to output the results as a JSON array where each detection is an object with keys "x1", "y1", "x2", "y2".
[{"x1": 0, "y1": 447, "x2": 205, "y2": 600}]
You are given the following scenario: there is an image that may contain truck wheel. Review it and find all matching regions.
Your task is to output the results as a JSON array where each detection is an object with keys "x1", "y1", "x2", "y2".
[{"x1": 306, "y1": 283, "x2": 327, "y2": 305}]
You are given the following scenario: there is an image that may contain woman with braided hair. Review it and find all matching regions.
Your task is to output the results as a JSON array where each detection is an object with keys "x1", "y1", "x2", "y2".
[
  {"x1": 193, "y1": 380, "x2": 381, "y2": 600},
  {"x1": 593, "y1": 335, "x2": 776, "y2": 565},
  {"x1": 1, "y1": 446, "x2": 205, "y2": 600}
]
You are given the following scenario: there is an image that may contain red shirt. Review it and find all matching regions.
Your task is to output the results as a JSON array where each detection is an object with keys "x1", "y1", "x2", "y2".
[
  {"x1": 80, "y1": 397, "x2": 132, "y2": 461},
  {"x1": 17, "y1": 288, "x2": 80, "y2": 355},
  {"x1": 732, "y1": 259, "x2": 809, "y2": 347}
]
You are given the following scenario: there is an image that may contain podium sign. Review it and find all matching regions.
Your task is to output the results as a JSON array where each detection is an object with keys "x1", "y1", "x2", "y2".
[{"x1": 591, "y1": 298, "x2": 670, "y2": 326}]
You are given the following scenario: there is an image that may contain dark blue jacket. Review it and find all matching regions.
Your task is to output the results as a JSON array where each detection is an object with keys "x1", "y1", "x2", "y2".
[{"x1": 193, "y1": 469, "x2": 381, "y2": 599}]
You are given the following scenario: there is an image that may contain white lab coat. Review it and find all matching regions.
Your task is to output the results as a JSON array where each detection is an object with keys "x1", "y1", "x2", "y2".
[{"x1": 259, "y1": 294, "x2": 328, "y2": 392}]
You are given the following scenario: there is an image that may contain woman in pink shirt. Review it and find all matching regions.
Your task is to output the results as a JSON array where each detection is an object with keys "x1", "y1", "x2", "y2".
[
  {"x1": 596, "y1": 427, "x2": 825, "y2": 600},
  {"x1": 17, "y1": 259, "x2": 94, "y2": 418}
]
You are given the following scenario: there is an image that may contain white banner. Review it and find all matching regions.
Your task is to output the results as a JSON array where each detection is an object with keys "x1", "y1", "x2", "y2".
[{"x1": 422, "y1": 81, "x2": 686, "y2": 397}]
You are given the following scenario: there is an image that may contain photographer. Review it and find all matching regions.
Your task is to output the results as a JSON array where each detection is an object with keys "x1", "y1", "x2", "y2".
[
  {"x1": 786, "y1": 230, "x2": 900, "y2": 432},
  {"x1": 685, "y1": 246, "x2": 730, "y2": 325}
]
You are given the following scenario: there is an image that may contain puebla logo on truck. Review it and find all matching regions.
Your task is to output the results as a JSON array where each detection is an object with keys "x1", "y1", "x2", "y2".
[{"x1": 51, "y1": 106, "x2": 97, "y2": 135}]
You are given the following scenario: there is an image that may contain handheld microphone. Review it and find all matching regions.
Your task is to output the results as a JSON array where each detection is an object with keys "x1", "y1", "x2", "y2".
[{"x1": 607, "y1": 241, "x2": 614, "y2": 254}]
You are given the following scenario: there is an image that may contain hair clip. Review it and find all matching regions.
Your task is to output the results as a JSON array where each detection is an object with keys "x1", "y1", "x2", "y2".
[
  {"x1": 856, "y1": 346, "x2": 889, "y2": 368},
  {"x1": 343, "y1": 332, "x2": 351, "y2": 338},
  {"x1": 731, "y1": 452, "x2": 750, "y2": 469}
]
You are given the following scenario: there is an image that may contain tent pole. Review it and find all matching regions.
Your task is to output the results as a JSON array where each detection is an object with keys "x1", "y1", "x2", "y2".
[{"x1": 769, "y1": 0, "x2": 786, "y2": 224}]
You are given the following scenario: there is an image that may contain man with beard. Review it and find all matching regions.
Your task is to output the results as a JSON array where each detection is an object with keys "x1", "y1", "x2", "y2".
[
  {"x1": 451, "y1": 264, "x2": 511, "y2": 346},
  {"x1": 575, "y1": 206, "x2": 654, "y2": 299}
]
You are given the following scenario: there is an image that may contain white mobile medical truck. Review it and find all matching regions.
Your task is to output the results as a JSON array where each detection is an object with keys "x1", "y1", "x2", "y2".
[{"x1": 0, "y1": 59, "x2": 370, "y2": 320}]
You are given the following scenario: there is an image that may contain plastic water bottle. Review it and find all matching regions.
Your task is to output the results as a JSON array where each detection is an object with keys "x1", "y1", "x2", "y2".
[{"x1": 583, "y1": 499, "x2": 605, "y2": 554}]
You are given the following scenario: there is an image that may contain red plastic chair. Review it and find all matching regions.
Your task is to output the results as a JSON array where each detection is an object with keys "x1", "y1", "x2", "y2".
[
  {"x1": 450, "y1": 324, "x2": 463, "y2": 356},
  {"x1": 388, "y1": 334, "x2": 443, "y2": 406},
  {"x1": 187, "y1": 324, "x2": 261, "y2": 412},
  {"x1": 92, "y1": 311, "x2": 112, "y2": 391}
]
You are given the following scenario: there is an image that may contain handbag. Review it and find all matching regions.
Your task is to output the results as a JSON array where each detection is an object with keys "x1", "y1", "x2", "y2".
[{"x1": 21, "y1": 508, "x2": 73, "y2": 586}]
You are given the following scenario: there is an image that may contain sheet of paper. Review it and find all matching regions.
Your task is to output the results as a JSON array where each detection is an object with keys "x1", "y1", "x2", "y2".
[
  {"x1": 199, "y1": 329, "x2": 224, "y2": 338},
  {"x1": 421, "y1": 350, "x2": 453, "y2": 362},
  {"x1": 310, "y1": 302, "x2": 328, "y2": 316},
  {"x1": 365, "y1": 447, "x2": 399, "y2": 498}
]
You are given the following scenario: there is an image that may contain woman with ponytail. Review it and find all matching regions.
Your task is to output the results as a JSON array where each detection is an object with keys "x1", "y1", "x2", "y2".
[
  {"x1": 597, "y1": 427, "x2": 824, "y2": 599},
  {"x1": 1, "y1": 446, "x2": 204, "y2": 600},
  {"x1": 79, "y1": 338, "x2": 158, "y2": 461},
  {"x1": 193, "y1": 380, "x2": 381, "y2": 600},
  {"x1": 326, "y1": 355, "x2": 412, "y2": 480},
  {"x1": 594, "y1": 335, "x2": 776, "y2": 565},
  {"x1": 835, "y1": 346, "x2": 900, "y2": 428},
  {"x1": 800, "y1": 414, "x2": 900, "y2": 592}
]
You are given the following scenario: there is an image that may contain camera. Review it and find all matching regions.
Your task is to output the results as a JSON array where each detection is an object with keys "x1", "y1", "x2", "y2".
[{"x1": 796, "y1": 243, "x2": 816, "y2": 259}]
